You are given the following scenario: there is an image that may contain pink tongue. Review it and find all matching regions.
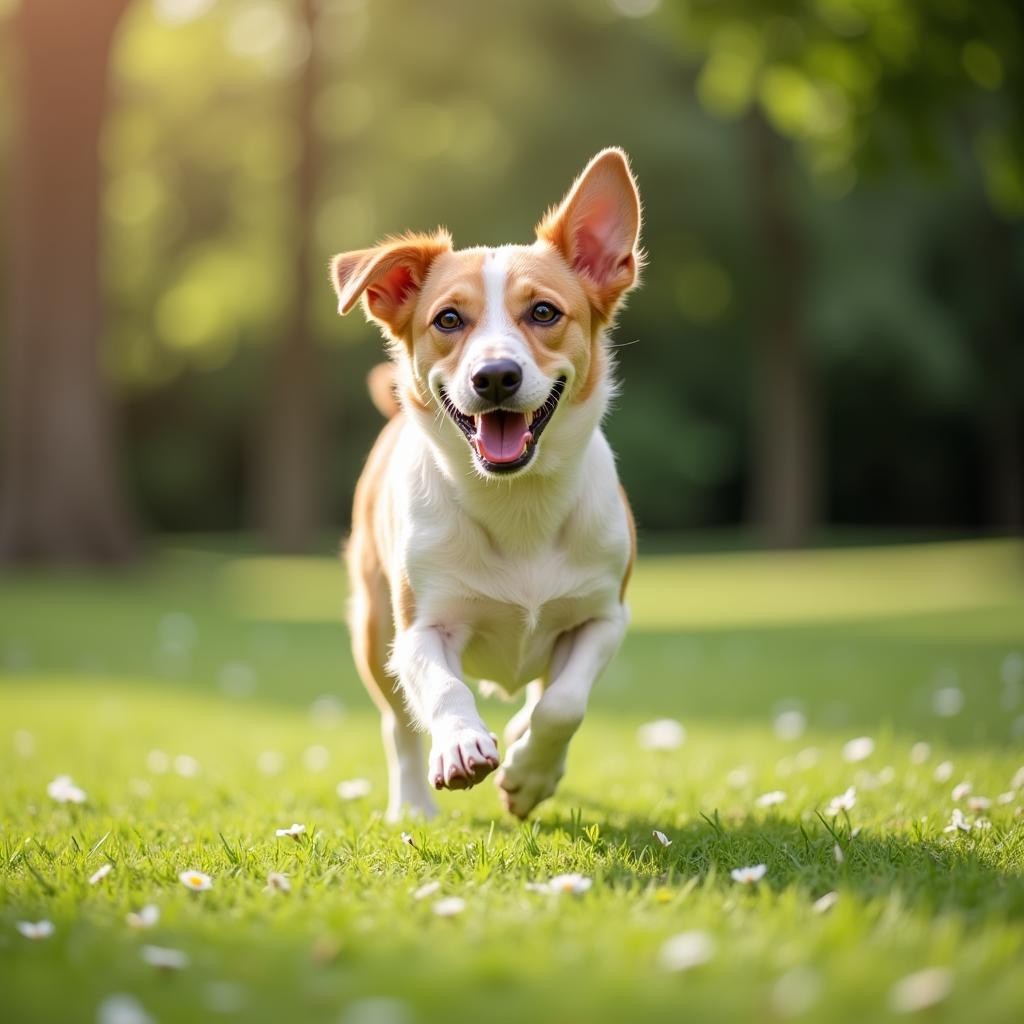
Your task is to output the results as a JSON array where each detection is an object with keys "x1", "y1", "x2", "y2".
[{"x1": 476, "y1": 411, "x2": 531, "y2": 464}]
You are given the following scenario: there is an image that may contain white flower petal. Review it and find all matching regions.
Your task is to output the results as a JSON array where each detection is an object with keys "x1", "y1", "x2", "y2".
[
  {"x1": 89, "y1": 863, "x2": 113, "y2": 885},
  {"x1": 432, "y1": 896, "x2": 466, "y2": 917},
  {"x1": 730, "y1": 864, "x2": 767, "y2": 884},
  {"x1": 842, "y1": 737, "x2": 875, "y2": 763},
  {"x1": 756, "y1": 791, "x2": 787, "y2": 808},
  {"x1": 637, "y1": 718, "x2": 685, "y2": 751},
  {"x1": 126, "y1": 904, "x2": 160, "y2": 929},
  {"x1": 812, "y1": 891, "x2": 839, "y2": 914},
  {"x1": 141, "y1": 945, "x2": 189, "y2": 970},
  {"x1": 97, "y1": 993, "x2": 155, "y2": 1024},
  {"x1": 890, "y1": 967, "x2": 953, "y2": 1013},
  {"x1": 413, "y1": 880, "x2": 441, "y2": 900},
  {"x1": 179, "y1": 870, "x2": 213, "y2": 891},
  {"x1": 652, "y1": 829, "x2": 672, "y2": 847},
  {"x1": 658, "y1": 930, "x2": 715, "y2": 971},
  {"x1": 337, "y1": 778, "x2": 373, "y2": 801}
]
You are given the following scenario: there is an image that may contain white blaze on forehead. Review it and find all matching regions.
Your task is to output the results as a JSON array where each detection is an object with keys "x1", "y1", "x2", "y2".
[{"x1": 479, "y1": 248, "x2": 514, "y2": 338}]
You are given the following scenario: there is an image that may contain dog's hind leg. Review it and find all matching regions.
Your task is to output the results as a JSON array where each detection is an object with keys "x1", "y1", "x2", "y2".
[
  {"x1": 348, "y1": 549, "x2": 437, "y2": 823},
  {"x1": 503, "y1": 680, "x2": 543, "y2": 747}
]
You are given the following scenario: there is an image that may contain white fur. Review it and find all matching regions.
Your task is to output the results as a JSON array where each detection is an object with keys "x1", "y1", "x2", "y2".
[{"x1": 379, "y1": 252, "x2": 632, "y2": 816}]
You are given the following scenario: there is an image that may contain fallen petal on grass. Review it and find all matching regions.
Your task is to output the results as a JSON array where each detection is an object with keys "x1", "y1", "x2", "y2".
[
  {"x1": 141, "y1": 945, "x2": 190, "y2": 971},
  {"x1": 337, "y1": 778, "x2": 373, "y2": 800},
  {"x1": 89, "y1": 863, "x2": 113, "y2": 885},
  {"x1": 637, "y1": 719, "x2": 685, "y2": 751},
  {"x1": 658, "y1": 930, "x2": 715, "y2": 971},
  {"x1": 730, "y1": 864, "x2": 767, "y2": 885},
  {"x1": 890, "y1": 967, "x2": 953, "y2": 1013},
  {"x1": 126, "y1": 904, "x2": 160, "y2": 929},
  {"x1": 432, "y1": 896, "x2": 466, "y2": 917},
  {"x1": 97, "y1": 993, "x2": 154, "y2": 1024}
]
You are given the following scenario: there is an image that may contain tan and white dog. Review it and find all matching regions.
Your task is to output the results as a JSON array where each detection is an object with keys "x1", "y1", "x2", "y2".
[{"x1": 331, "y1": 149, "x2": 642, "y2": 820}]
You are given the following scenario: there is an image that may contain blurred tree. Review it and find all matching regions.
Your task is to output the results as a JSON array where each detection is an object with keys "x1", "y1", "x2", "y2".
[
  {"x1": 251, "y1": 0, "x2": 325, "y2": 551},
  {"x1": 0, "y1": 0, "x2": 136, "y2": 563},
  {"x1": 661, "y1": 0, "x2": 1024, "y2": 542}
]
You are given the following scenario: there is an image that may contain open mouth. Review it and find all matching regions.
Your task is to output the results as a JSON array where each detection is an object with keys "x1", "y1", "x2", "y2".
[{"x1": 440, "y1": 377, "x2": 567, "y2": 474}]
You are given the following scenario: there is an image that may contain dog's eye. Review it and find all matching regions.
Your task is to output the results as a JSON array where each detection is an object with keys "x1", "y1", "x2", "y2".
[
  {"x1": 530, "y1": 302, "x2": 561, "y2": 325},
  {"x1": 433, "y1": 308, "x2": 463, "y2": 332}
]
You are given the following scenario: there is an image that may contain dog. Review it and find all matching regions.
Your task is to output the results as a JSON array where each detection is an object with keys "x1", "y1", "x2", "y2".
[{"x1": 331, "y1": 148, "x2": 642, "y2": 820}]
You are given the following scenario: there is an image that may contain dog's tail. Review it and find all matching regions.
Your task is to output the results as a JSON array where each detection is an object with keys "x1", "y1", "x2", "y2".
[{"x1": 366, "y1": 362, "x2": 400, "y2": 419}]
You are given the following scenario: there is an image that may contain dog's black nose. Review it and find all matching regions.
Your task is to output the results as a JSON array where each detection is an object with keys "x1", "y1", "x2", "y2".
[{"x1": 471, "y1": 359, "x2": 522, "y2": 404}]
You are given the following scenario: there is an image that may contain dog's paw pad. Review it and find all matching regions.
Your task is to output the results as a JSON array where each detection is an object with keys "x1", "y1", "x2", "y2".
[{"x1": 428, "y1": 726, "x2": 500, "y2": 792}]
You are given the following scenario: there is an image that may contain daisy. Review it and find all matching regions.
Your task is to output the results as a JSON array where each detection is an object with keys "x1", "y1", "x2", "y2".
[
  {"x1": 265, "y1": 872, "x2": 291, "y2": 893},
  {"x1": 943, "y1": 808, "x2": 971, "y2": 834},
  {"x1": 275, "y1": 823, "x2": 306, "y2": 840},
  {"x1": 16, "y1": 920, "x2": 54, "y2": 940},
  {"x1": 658, "y1": 930, "x2": 715, "y2": 972},
  {"x1": 146, "y1": 750, "x2": 170, "y2": 774},
  {"x1": 826, "y1": 786, "x2": 856, "y2": 815},
  {"x1": 413, "y1": 880, "x2": 441, "y2": 900},
  {"x1": 636, "y1": 718, "x2": 685, "y2": 751},
  {"x1": 841, "y1": 737, "x2": 874, "y2": 763},
  {"x1": 179, "y1": 869, "x2": 213, "y2": 891},
  {"x1": 173, "y1": 755, "x2": 200, "y2": 778},
  {"x1": 400, "y1": 832, "x2": 415, "y2": 847},
  {"x1": 812, "y1": 891, "x2": 839, "y2": 914},
  {"x1": 47, "y1": 774, "x2": 86, "y2": 805},
  {"x1": 97, "y1": 993, "x2": 154, "y2": 1024},
  {"x1": 337, "y1": 778, "x2": 372, "y2": 801},
  {"x1": 126, "y1": 905, "x2": 160, "y2": 929},
  {"x1": 432, "y1": 896, "x2": 466, "y2": 917},
  {"x1": 909, "y1": 742, "x2": 931, "y2": 764},
  {"x1": 951, "y1": 782, "x2": 972, "y2": 801},
  {"x1": 652, "y1": 829, "x2": 672, "y2": 847},
  {"x1": 967, "y1": 795, "x2": 991, "y2": 812},
  {"x1": 773, "y1": 709, "x2": 807, "y2": 742},
  {"x1": 757, "y1": 791, "x2": 787, "y2": 808},
  {"x1": 545, "y1": 873, "x2": 593, "y2": 895},
  {"x1": 890, "y1": 967, "x2": 952, "y2": 1013},
  {"x1": 89, "y1": 863, "x2": 113, "y2": 885},
  {"x1": 141, "y1": 945, "x2": 189, "y2": 970},
  {"x1": 933, "y1": 760, "x2": 954, "y2": 783},
  {"x1": 997, "y1": 791, "x2": 1016, "y2": 805},
  {"x1": 730, "y1": 864, "x2": 767, "y2": 885}
]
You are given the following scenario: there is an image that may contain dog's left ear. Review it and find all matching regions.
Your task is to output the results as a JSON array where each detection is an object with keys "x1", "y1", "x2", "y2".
[
  {"x1": 536, "y1": 148, "x2": 642, "y2": 321},
  {"x1": 331, "y1": 229, "x2": 452, "y2": 340}
]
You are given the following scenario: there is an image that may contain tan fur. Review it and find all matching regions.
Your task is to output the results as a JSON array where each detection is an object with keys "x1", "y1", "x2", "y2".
[{"x1": 332, "y1": 149, "x2": 643, "y2": 820}]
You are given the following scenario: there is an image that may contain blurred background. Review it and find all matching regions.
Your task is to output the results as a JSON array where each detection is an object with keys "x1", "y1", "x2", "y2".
[{"x1": 0, "y1": 0, "x2": 1022, "y2": 563}]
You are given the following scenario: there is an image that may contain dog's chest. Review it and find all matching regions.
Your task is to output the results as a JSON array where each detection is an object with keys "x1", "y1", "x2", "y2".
[{"x1": 440, "y1": 552, "x2": 618, "y2": 689}]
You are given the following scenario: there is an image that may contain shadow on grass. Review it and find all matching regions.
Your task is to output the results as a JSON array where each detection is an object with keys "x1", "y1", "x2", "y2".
[{"x1": 468, "y1": 806, "x2": 1024, "y2": 924}]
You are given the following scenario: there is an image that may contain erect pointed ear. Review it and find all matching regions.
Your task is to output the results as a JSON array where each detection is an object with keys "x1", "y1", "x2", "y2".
[
  {"x1": 535, "y1": 148, "x2": 643, "y2": 320},
  {"x1": 330, "y1": 229, "x2": 452, "y2": 338}
]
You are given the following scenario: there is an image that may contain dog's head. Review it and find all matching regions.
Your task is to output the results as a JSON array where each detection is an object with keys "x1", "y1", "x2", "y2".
[{"x1": 331, "y1": 148, "x2": 642, "y2": 478}]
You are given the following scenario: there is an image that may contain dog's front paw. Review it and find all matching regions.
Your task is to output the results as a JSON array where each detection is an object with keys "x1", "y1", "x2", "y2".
[
  {"x1": 428, "y1": 723, "x2": 500, "y2": 792},
  {"x1": 495, "y1": 735, "x2": 565, "y2": 819}
]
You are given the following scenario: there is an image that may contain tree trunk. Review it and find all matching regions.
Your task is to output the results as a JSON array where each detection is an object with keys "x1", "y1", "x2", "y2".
[
  {"x1": 0, "y1": 0, "x2": 136, "y2": 564},
  {"x1": 977, "y1": 211, "x2": 1023, "y2": 533},
  {"x1": 747, "y1": 113, "x2": 819, "y2": 548},
  {"x1": 252, "y1": 0, "x2": 323, "y2": 552}
]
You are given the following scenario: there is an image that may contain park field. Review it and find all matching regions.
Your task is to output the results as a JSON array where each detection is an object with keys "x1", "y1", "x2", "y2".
[{"x1": 2, "y1": 538, "x2": 1023, "y2": 1023}]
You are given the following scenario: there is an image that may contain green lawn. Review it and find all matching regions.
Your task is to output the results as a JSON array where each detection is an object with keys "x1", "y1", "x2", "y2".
[{"x1": 2, "y1": 538, "x2": 1023, "y2": 1023}]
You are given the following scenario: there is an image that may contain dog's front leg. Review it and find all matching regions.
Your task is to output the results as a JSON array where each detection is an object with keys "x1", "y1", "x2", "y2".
[
  {"x1": 390, "y1": 625, "x2": 500, "y2": 792},
  {"x1": 496, "y1": 612, "x2": 627, "y2": 819}
]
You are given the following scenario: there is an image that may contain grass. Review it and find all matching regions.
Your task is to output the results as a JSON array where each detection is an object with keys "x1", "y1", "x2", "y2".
[{"x1": 1, "y1": 537, "x2": 1023, "y2": 1023}]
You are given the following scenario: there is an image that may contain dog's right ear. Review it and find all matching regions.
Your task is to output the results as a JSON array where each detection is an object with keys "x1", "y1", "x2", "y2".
[{"x1": 330, "y1": 229, "x2": 452, "y2": 338}]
